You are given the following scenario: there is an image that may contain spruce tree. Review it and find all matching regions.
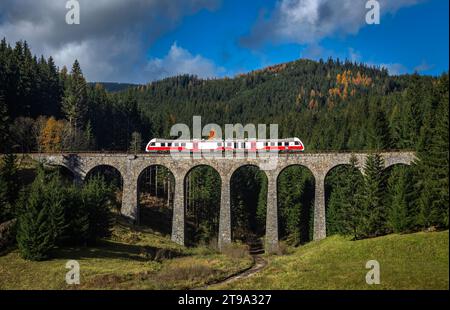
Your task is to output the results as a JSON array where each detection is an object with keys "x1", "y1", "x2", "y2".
[
  {"x1": 358, "y1": 153, "x2": 387, "y2": 238},
  {"x1": 61, "y1": 185, "x2": 89, "y2": 245},
  {"x1": 16, "y1": 168, "x2": 65, "y2": 260},
  {"x1": 256, "y1": 172, "x2": 267, "y2": 236},
  {"x1": 367, "y1": 107, "x2": 392, "y2": 150},
  {"x1": 387, "y1": 166, "x2": 415, "y2": 233},
  {"x1": 61, "y1": 60, "x2": 88, "y2": 150},
  {"x1": 415, "y1": 75, "x2": 449, "y2": 229},
  {"x1": 81, "y1": 176, "x2": 114, "y2": 244},
  {"x1": 404, "y1": 73, "x2": 425, "y2": 148},
  {"x1": 326, "y1": 155, "x2": 364, "y2": 238}
]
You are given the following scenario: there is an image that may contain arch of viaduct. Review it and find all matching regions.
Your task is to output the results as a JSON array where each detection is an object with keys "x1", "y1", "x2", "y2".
[{"x1": 28, "y1": 152, "x2": 415, "y2": 253}]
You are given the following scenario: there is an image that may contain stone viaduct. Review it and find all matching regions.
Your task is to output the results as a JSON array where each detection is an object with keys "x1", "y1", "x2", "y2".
[{"x1": 27, "y1": 152, "x2": 415, "y2": 253}]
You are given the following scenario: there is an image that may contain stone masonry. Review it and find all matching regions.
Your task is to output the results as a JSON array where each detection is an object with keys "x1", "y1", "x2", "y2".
[{"x1": 28, "y1": 152, "x2": 415, "y2": 253}]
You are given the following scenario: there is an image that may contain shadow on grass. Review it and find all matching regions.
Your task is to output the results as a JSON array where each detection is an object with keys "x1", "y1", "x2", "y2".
[
  {"x1": 51, "y1": 240, "x2": 184, "y2": 262},
  {"x1": 139, "y1": 206, "x2": 172, "y2": 236}
]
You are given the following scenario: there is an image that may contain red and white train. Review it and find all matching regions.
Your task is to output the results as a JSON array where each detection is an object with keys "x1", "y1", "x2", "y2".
[{"x1": 145, "y1": 138, "x2": 305, "y2": 153}]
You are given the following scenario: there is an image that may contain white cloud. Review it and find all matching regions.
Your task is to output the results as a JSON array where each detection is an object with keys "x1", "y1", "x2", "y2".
[
  {"x1": 0, "y1": 0, "x2": 220, "y2": 83},
  {"x1": 144, "y1": 43, "x2": 225, "y2": 81},
  {"x1": 242, "y1": 0, "x2": 424, "y2": 47}
]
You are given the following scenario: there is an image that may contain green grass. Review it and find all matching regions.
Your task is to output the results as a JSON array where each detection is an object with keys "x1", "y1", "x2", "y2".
[
  {"x1": 0, "y1": 224, "x2": 253, "y2": 290},
  {"x1": 1, "y1": 226, "x2": 447, "y2": 290},
  {"x1": 213, "y1": 231, "x2": 449, "y2": 290}
]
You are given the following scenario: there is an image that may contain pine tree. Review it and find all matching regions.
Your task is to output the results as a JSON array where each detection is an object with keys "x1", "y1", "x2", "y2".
[
  {"x1": 84, "y1": 120, "x2": 95, "y2": 150},
  {"x1": 404, "y1": 73, "x2": 425, "y2": 148},
  {"x1": 61, "y1": 185, "x2": 89, "y2": 245},
  {"x1": 367, "y1": 107, "x2": 392, "y2": 150},
  {"x1": 415, "y1": 74, "x2": 449, "y2": 229},
  {"x1": 256, "y1": 172, "x2": 267, "y2": 236},
  {"x1": 326, "y1": 155, "x2": 364, "y2": 238},
  {"x1": 358, "y1": 153, "x2": 387, "y2": 238},
  {"x1": 386, "y1": 166, "x2": 416, "y2": 233},
  {"x1": 278, "y1": 167, "x2": 303, "y2": 243},
  {"x1": 61, "y1": 60, "x2": 88, "y2": 148},
  {"x1": 16, "y1": 168, "x2": 65, "y2": 260},
  {"x1": 81, "y1": 176, "x2": 114, "y2": 244},
  {"x1": 16, "y1": 189, "x2": 54, "y2": 261}
]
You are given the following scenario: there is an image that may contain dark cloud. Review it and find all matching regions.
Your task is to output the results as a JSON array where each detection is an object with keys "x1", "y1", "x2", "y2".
[
  {"x1": 241, "y1": 0, "x2": 424, "y2": 48},
  {"x1": 0, "y1": 0, "x2": 221, "y2": 83}
]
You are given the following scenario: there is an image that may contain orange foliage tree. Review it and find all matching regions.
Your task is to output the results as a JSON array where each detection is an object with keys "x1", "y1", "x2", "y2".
[{"x1": 39, "y1": 117, "x2": 65, "y2": 152}]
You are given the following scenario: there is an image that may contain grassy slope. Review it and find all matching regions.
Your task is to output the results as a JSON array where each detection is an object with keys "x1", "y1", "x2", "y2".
[
  {"x1": 0, "y1": 224, "x2": 252, "y2": 290},
  {"x1": 214, "y1": 231, "x2": 449, "y2": 290}
]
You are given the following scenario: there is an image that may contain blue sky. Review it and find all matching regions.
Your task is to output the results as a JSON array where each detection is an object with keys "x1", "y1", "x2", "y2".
[
  {"x1": 0, "y1": 0, "x2": 448, "y2": 82},
  {"x1": 150, "y1": 0, "x2": 448, "y2": 77}
]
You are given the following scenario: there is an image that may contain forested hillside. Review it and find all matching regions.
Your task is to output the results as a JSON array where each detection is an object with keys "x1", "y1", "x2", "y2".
[
  {"x1": 1, "y1": 38, "x2": 447, "y2": 153},
  {"x1": 1, "y1": 39, "x2": 448, "y2": 251}
]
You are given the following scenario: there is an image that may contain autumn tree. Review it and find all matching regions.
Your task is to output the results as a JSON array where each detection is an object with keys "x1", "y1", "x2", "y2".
[{"x1": 39, "y1": 117, "x2": 65, "y2": 152}]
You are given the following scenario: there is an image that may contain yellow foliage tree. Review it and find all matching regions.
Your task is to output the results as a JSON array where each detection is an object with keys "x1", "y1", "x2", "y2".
[{"x1": 39, "y1": 117, "x2": 64, "y2": 152}]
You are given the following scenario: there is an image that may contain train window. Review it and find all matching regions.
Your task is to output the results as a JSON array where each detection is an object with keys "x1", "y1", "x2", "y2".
[
  {"x1": 161, "y1": 143, "x2": 166, "y2": 147},
  {"x1": 295, "y1": 141, "x2": 300, "y2": 145},
  {"x1": 218, "y1": 143, "x2": 222, "y2": 147},
  {"x1": 227, "y1": 143, "x2": 232, "y2": 147},
  {"x1": 234, "y1": 143, "x2": 238, "y2": 148},
  {"x1": 168, "y1": 143, "x2": 172, "y2": 147},
  {"x1": 278, "y1": 142, "x2": 283, "y2": 146},
  {"x1": 181, "y1": 143, "x2": 186, "y2": 147},
  {"x1": 174, "y1": 143, "x2": 178, "y2": 147}
]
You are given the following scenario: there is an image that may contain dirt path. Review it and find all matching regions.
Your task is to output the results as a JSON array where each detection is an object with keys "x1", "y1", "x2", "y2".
[{"x1": 194, "y1": 254, "x2": 268, "y2": 290}]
